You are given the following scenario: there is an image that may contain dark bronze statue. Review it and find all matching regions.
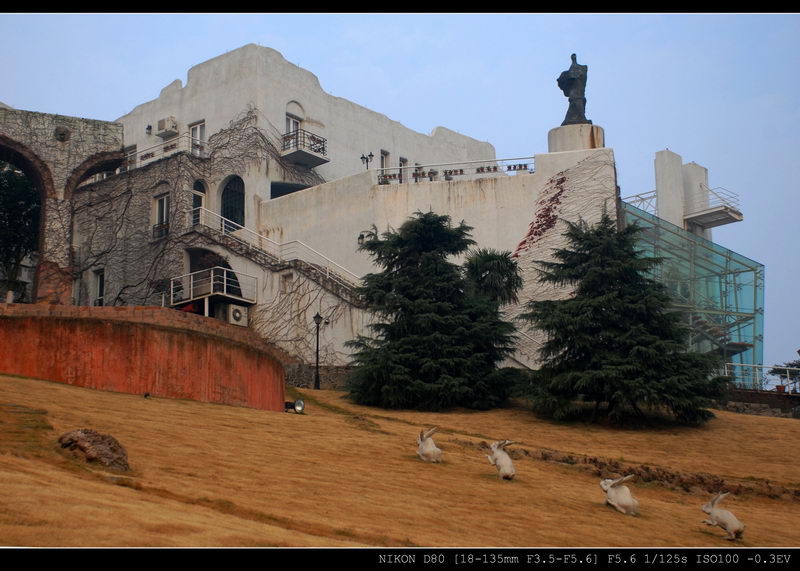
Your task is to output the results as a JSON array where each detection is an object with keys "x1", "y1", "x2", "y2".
[{"x1": 557, "y1": 53, "x2": 591, "y2": 126}]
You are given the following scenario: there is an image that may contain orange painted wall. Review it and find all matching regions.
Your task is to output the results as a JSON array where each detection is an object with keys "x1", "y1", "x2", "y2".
[{"x1": 0, "y1": 304, "x2": 286, "y2": 411}]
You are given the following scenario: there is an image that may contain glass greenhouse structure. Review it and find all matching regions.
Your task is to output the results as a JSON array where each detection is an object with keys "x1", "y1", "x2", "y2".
[{"x1": 621, "y1": 202, "x2": 764, "y2": 388}]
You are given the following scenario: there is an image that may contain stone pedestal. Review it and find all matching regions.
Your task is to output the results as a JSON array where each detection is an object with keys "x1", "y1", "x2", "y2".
[{"x1": 547, "y1": 124, "x2": 605, "y2": 153}]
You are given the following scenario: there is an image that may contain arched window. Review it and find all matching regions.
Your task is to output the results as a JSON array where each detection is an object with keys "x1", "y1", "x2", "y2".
[{"x1": 221, "y1": 176, "x2": 244, "y2": 229}]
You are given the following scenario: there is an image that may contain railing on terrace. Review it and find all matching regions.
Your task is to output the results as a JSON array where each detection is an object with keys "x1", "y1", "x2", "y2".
[
  {"x1": 169, "y1": 266, "x2": 258, "y2": 307},
  {"x1": 621, "y1": 190, "x2": 657, "y2": 215},
  {"x1": 188, "y1": 207, "x2": 361, "y2": 290},
  {"x1": 685, "y1": 184, "x2": 741, "y2": 217},
  {"x1": 119, "y1": 133, "x2": 210, "y2": 173},
  {"x1": 723, "y1": 363, "x2": 800, "y2": 392},
  {"x1": 281, "y1": 129, "x2": 327, "y2": 156},
  {"x1": 621, "y1": 186, "x2": 741, "y2": 219},
  {"x1": 376, "y1": 156, "x2": 534, "y2": 185}
]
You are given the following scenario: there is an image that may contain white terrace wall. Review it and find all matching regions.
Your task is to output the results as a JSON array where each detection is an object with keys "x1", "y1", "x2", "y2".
[{"x1": 256, "y1": 147, "x2": 618, "y2": 368}]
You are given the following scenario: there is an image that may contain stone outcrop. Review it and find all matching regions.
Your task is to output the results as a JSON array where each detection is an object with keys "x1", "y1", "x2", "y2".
[{"x1": 58, "y1": 428, "x2": 130, "y2": 471}]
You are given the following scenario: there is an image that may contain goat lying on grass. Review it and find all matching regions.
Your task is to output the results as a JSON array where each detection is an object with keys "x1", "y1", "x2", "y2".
[
  {"x1": 416, "y1": 427, "x2": 443, "y2": 463},
  {"x1": 600, "y1": 474, "x2": 639, "y2": 515}
]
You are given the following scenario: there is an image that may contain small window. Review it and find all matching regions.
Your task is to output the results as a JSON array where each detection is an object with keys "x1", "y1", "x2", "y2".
[
  {"x1": 285, "y1": 114, "x2": 301, "y2": 135},
  {"x1": 280, "y1": 272, "x2": 294, "y2": 293},
  {"x1": 399, "y1": 157, "x2": 408, "y2": 183},
  {"x1": 153, "y1": 193, "x2": 170, "y2": 239},
  {"x1": 191, "y1": 181, "x2": 206, "y2": 226},
  {"x1": 93, "y1": 269, "x2": 105, "y2": 306},
  {"x1": 190, "y1": 122, "x2": 206, "y2": 157},
  {"x1": 380, "y1": 150, "x2": 390, "y2": 170}
]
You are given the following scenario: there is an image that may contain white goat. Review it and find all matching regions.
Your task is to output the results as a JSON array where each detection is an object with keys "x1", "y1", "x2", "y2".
[
  {"x1": 416, "y1": 427, "x2": 443, "y2": 463},
  {"x1": 600, "y1": 474, "x2": 639, "y2": 515},
  {"x1": 487, "y1": 440, "x2": 516, "y2": 480},
  {"x1": 702, "y1": 492, "x2": 745, "y2": 540}
]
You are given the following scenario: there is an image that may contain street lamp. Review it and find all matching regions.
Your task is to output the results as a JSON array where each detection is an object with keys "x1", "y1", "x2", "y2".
[
  {"x1": 313, "y1": 312, "x2": 323, "y2": 389},
  {"x1": 360, "y1": 152, "x2": 374, "y2": 170}
]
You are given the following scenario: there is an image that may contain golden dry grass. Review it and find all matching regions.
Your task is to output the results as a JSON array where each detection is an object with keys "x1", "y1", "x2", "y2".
[{"x1": 1, "y1": 373, "x2": 799, "y2": 547}]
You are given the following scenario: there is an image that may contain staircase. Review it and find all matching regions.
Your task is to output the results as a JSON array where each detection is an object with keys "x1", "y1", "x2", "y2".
[{"x1": 185, "y1": 208, "x2": 365, "y2": 306}]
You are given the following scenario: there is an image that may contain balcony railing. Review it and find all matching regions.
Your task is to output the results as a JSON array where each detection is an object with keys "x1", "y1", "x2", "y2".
[
  {"x1": 169, "y1": 266, "x2": 257, "y2": 306},
  {"x1": 376, "y1": 156, "x2": 534, "y2": 185},
  {"x1": 280, "y1": 129, "x2": 329, "y2": 168},
  {"x1": 281, "y1": 129, "x2": 327, "y2": 155},
  {"x1": 188, "y1": 207, "x2": 360, "y2": 291},
  {"x1": 724, "y1": 363, "x2": 800, "y2": 392},
  {"x1": 118, "y1": 133, "x2": 209, "y2": 174},
  {"x1": 152, "y1": 222, "x2": 169, "y2": 240}
]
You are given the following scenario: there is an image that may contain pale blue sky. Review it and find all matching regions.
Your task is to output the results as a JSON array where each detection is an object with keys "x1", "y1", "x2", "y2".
[{"x1": 2, "y1": 13, "x2": 798, "y2": 367}]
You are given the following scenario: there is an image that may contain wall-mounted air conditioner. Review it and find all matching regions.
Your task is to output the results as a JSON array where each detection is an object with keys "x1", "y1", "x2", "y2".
[
  {"x1": 227, "y1": 304, "x2": 249, "y2": 327},
  {"x1": 156, "y1": 116, "x2": 178, "y2": 139}
]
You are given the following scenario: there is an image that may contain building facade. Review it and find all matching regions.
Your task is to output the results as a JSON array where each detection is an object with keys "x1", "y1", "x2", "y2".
[{"x1": 0, "y1": 45, "x2": 763, "y2": 381}]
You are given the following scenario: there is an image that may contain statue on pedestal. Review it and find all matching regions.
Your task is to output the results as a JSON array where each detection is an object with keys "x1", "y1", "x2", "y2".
[{"x1": 558, "y1": 53, "x2": 591, "y2": 126}]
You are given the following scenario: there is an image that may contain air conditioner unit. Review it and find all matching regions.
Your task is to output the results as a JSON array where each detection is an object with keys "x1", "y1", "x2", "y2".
[
  {"x1": 156, "y1": 116, "x2": 178, "y2": 138},
  {"x1": 227, "y1": 304, "x2": 249, "y2": 327}
]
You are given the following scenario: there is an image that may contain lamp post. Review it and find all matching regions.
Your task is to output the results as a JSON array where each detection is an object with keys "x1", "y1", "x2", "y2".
[
  {"x1": 313, "y1": 312, "x2": 322, "y2": 389},
  {"x1": 360, "y1": 152, "x2": 374, "y2": 170}
]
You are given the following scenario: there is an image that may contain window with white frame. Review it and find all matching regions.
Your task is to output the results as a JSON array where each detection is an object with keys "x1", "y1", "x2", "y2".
[
  {"x1": 191, "y1": 180, "x2": 206, "y2": 226},
  {"x1": 93, "y1": 269, "x2": 105, "y2": 306},
  {"x1": 190, "y1": 121, "x2": 206, "y2": 157}
]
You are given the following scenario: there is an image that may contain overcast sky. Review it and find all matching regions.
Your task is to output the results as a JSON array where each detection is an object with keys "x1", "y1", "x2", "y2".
[{"x1": 2, "y1": 13, "x2": 798, "y2": 367}]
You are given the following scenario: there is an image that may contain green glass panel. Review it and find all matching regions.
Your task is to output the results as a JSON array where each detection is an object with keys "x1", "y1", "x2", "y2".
[{"x1": 621, "y1": 202, "x2": 764, "y2": 387}]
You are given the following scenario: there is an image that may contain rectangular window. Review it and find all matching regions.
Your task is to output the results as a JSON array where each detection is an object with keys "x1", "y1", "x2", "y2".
[
  {"x1": 93, "y1": 269, "x2": 105, "y2": 307},
  {"x1": 399, "y1": 157, "x2": 408, "y2": 183},
  {"x1": 285, "y1": 114, "x2": 301, "y2": 134},
  {"x1": 280, "y1": 272, "x2": 294, "y2": 294},
  {"x1": 380, "y1": 150, "x2": 390, "y2": 170},
  {"x1": 153, "y1": 193, "x2": 170, "y2": 239},
  {"x1": 190, "y1": 121, "x2": 206, "y2": 157}
]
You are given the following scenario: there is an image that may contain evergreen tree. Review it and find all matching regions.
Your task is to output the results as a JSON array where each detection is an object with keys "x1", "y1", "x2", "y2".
[
  {"x1": 0, "y1": 161, "x2": 40, "y2": 284},
  {"x1": 347, "y1": 211, "x2": 521, "y2": 411},
  {"x1": 520, "y1": 213, "x2": 726, "y2": 425}
]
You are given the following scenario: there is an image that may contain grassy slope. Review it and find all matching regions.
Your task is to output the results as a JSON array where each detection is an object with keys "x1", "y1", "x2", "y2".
[{"x1": 1, "y1": 373, "x2": 798, "y2": 547}]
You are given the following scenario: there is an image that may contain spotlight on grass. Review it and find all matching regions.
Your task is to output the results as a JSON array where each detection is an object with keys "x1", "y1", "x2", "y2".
[{"x1": 285, "y1": 399, "x2": 305, "y2": 414}]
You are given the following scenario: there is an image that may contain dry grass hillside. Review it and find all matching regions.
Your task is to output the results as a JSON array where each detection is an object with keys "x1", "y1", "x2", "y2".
[{"x1": 1, "y1": 373, "x2": 799, "y2": 547}]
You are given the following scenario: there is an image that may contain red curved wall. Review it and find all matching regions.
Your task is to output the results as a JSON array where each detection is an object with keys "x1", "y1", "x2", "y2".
[{"x1": 0, "y1": 304, "x2": 287, "y2": 411}]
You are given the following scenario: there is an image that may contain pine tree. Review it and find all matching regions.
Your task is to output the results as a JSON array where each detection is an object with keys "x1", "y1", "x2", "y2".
[
  {"x1": 0, "y1": 161, "x2": 40, "y2": 285},
  {"x1": 520, "y1": 213, "x2": 726, "y2": 424},
  {"x1": 347, "y1": 211, "x2": 521, "y2": 411}
]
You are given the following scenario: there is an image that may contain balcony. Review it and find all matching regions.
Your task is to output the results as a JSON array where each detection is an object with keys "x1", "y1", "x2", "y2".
[
  {"x1": 168, "y1": 266, "x2": 257, "y2": 307},
  {"x1": 280, "y1": 129, "x2": 329, "y2": 168},
  {"x1": 683, "y1": 185, "x2": 743, "y2": 230}
]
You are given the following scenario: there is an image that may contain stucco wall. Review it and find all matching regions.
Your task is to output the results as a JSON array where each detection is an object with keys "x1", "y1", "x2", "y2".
[
  {"x1": 256, "y1": 148, "x2": 618, "y2": 369},
  {"x1": 0, "y1": 304, "x2": 288, "y2": 411},
  {"x1": 116, "y1": 43, "x2": 496, "y2": 228}
]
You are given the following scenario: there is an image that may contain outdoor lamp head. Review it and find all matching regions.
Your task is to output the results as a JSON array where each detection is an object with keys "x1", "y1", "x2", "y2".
[
  {"x1": 285, "y1": 399, "x2": 305, "y2": 414},
  {"x1": 313, "y1": 312, "x2": 323, "y2": 326}
]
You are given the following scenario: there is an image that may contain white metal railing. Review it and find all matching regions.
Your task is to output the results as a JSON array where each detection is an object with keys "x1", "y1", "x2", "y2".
[
  {"x1": 724, "y1": 362, "x2": 800, "y2": 392},
  {"x1": 376, "y1": 156, "x2": 534, "y2": 185},
  {"x1": 189, "y1": 207, "x2": 361, "y2": 290},
  {"x1": 120, "y1": 133, "x2": 209, "y2": 173},
  {"x1": 169, "y1": 266, "x2": 257, "y2": 306},
  {"x1": 685, "y1": 184, "x2": 741, "y2": 216},
  {"x1": 621, "y1": 190, "x2": 657, "y2": 215}
]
